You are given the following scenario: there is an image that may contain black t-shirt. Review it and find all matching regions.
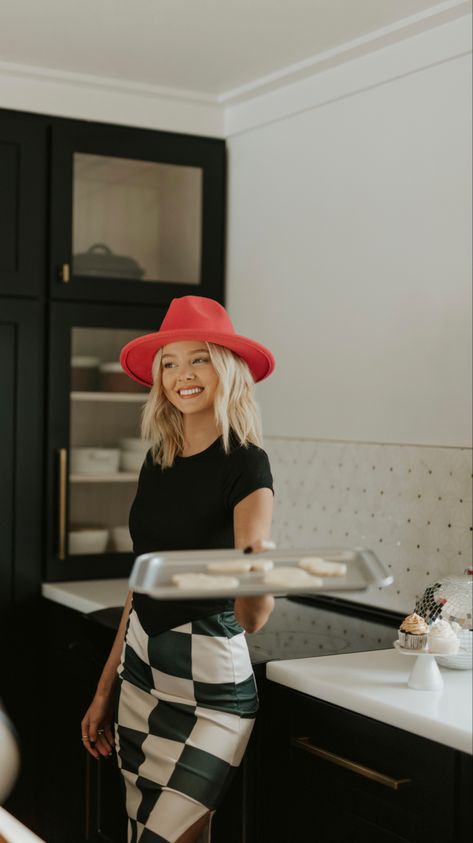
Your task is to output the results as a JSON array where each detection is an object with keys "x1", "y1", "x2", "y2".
[{"x1": 129, "y1": 436, "x2": 273, "y2": 635}]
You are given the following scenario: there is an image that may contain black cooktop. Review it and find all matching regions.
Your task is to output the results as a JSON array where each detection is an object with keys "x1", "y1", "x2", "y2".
[
  {"x1": 88, "y1": 596, "x2": 402, "y2": 667},
  {"x1": 246, "y1": 596, "x2": 401, "y2": 664}
]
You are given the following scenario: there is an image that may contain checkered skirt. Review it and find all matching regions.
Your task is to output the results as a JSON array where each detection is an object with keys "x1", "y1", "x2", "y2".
[{"x1": 115, "y1": 607, "x2": 258, "y2": 843}]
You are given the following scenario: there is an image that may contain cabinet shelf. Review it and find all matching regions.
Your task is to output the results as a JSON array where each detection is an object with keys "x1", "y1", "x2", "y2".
[
  {"x1": 70, "y1": 472, "x2": 139, "y2": 483},
  {"x1": 71, "y1": 391, "x2": 147, "y2": 403}
]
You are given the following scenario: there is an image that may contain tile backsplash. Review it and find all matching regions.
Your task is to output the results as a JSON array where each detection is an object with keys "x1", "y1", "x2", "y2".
[{"x1": 264, "y1": 437, "x2": 472, "y2": 615}]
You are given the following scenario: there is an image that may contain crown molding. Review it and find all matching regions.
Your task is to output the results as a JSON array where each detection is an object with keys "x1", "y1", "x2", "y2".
[
  {"x1": 224, "y1": 12, "x2": 472, "y2": 137},
  {"x1": 0, "y1": 0, "x2": 470, "y2": 138},
  {"x1": 0, "y1": 59, "x2": 217, "y2": 104},
  {"x1": 219, "y1": 0, "x2": 471, "y2": 104},
  {"x1": 0, "y1": 60, "x2": 224, "y2": 137}
]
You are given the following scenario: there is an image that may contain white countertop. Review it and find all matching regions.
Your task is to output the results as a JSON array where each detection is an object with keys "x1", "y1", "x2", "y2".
[
  {"x1": 42, "y1": 581, "x2": 472, "y2": 754},
  {"x1": 0, "y1": 808, "x2": 46, "y2": 843},
  {"x1": 267, "y1": 649, "x2": 473, "y2": 754},
  {"x1": 42, "y1": 579, "x2": 129, "y2": 613}
]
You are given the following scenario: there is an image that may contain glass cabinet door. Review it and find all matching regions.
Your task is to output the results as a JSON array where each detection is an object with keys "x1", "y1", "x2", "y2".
[
  {"x1": 50, "y1": 122, "x2": 225, "y2": 306},
  {"x1": 46, "y1": 302, "x2": 165, "y2": 581},
  {"x1": 72, "y1": 154, "x2": 202, "y2": 286}
]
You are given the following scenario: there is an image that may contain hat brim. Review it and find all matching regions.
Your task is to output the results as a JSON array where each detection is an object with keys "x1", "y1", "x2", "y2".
[{"x1": 120, "y1": 328, "x2": 275, "y2": 386}]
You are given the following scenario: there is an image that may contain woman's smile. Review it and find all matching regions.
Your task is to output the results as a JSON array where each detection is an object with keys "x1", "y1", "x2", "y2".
[{"x1": 176, "y1": 386, "x2": 204, "y2": 399}]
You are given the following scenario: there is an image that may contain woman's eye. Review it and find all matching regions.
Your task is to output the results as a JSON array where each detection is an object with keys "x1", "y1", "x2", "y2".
[
  {"x1": 163, "y1": 362, "x2": 175, "y2": 369},
  {"x1": 193, "y1": 357, "x2": 209, "y2": 364}
]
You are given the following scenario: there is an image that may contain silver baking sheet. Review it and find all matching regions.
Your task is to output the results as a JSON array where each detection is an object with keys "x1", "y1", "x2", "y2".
[{"x1": 129, "y1": 547, "x2": 393, "y2": 599}]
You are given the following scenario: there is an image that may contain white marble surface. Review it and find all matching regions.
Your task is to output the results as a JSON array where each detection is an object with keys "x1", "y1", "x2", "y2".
[
  {"x1": 42, "y1": 579, "x2": 129, "y2": 613},
  {"x1": 0, "y1": 807, "x2": 46, "y2": 843},
  {"x1": 267, "y1": 648, "x2": 473, "y2": 754},
  {"x1": 265, "y1": 437, "x2": 472, "y2": 615}
]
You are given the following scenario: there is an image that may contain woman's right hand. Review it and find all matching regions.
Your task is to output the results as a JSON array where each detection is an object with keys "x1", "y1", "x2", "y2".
[{"x1": 81, "y1": 691, "x2": 115, "y2": 760}]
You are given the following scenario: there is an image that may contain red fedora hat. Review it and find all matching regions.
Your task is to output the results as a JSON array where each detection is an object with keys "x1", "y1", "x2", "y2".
[{"x1": 120, "y1": 296, "x2": 275, "y2": 387}]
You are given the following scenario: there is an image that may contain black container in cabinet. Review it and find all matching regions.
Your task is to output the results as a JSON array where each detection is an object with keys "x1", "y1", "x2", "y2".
[
  {"x1": 0, "y1": 110, "x2": 47, "y2": 298},
  {"x1": 45, "y1": 300, "x2": 166, "y2": 581},
  {"x1": 49, "y1": 119, "x2": 226, "y2": 306}
]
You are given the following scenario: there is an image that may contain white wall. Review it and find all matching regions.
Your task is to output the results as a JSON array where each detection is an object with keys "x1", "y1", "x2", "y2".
[{"x1": 226, "y1": 22, "x2": 472, "y2": 447}]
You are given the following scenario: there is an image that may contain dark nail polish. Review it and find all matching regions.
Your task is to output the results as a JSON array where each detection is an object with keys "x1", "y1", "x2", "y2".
[{"x1": 243, "y1": 546, "x2": 253, "y2": 554}]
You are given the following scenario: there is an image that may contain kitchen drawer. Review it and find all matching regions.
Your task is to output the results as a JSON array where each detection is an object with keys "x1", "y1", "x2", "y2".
[
  {"x1": 289, "y1": 695, "x2": 454, "y2": 840},
  {"x1": 259, "y1": 682, "x2": 458, "y2": 843}
]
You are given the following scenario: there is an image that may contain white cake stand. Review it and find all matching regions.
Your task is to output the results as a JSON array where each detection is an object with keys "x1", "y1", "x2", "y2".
[{"x1": 393, "y1": 641, "x2": 446, "y2": 690}]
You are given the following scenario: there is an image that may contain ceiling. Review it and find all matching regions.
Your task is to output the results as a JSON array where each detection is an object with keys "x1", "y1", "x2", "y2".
[{"x1": 0, "y1": 0, "x2": 469, "y2": 99}]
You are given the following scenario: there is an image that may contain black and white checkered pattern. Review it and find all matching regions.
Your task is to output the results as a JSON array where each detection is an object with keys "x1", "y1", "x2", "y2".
[{"x1": 115, "y1": 608, "x2": 257, "y2": 843}]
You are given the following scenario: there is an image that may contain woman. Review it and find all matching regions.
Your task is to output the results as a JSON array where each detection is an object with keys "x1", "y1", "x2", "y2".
[{"x1": 81, "y1": 296, "x2": 275, "y2": 843}]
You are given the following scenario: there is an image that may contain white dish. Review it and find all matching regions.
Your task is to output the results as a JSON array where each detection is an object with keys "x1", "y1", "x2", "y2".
[
  {"x1": 120, "y1": 450, "x2": 144, "y2": 472},
  {"x1": 393, "y1": 641, "x2": 444, "y2": 690},
  {"x1": 119, "y1": 437, "x2": 150, "y2": 454},
  {"x1": 394, "y1": 641, "x2": 446, "y2": 658},
  {"x1": 69, "y1": 528, "x2": 109, "y2": 555},
  {"x1": 111, "y1": 526, "x2": 133, "y2": 552},
  {"x1": 71, "y1": 356, "x2": 100, "y2": 368},
  {"x1": 70, "y1": 447, "x2": 120, "y2": 475}
]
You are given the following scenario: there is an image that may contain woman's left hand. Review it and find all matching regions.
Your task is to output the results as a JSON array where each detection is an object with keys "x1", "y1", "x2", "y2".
[{"x1": 243, "y1": 539, "x2": 276, "y2": 555}]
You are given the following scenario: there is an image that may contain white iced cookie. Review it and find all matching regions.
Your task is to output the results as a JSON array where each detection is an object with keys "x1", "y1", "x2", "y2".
[
  {"x1": 172, "y1": 573, "x2": 239, "y2": 590},
  {"x1": 263, "y1": 567, "x2": 323, "y2": 589},
  {"x1": 299, "y1": 557, "x2": 347, "y2": 577},
  {"x1": 249, "y1": 559, "x2": 274, "y2": 573},
  {"x1": 207, "y1": 560, "x2": 252, "y2": 574}
]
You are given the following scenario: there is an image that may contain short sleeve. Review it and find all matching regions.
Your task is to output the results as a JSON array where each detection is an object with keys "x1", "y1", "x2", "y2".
[{"x1": 224, "y1": 444, "x2": 274, "y2": 511}]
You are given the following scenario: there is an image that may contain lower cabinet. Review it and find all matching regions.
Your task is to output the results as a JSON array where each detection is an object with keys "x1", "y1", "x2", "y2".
[
  {"x1": 258, "y1": 682, "x2": 472, "y2": 843},
  {"x1": 38, "y1": 604, "x2": 472, "y2": 843},
  {"x1": 40, "y1": 601, "x2": 262, "y2": 843}
]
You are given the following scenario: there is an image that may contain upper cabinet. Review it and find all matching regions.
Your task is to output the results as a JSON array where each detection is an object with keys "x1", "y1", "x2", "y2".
[
  {"x1": 0, "y1": 112, "x2": 47, "y2": 297},
  {"x1": 49, "y1": 121, "x2": 226, "y2": 305}
]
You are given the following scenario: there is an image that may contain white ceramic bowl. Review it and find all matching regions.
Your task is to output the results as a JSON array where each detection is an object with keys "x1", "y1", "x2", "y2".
[
  {"x1": 70, "y1": 447, "x2": 120, "y2": 475},
  {"x1": 120, "y1": 450, "x2": 144, "y2": 472},
  {"x1": 119, "y1": 437, "x2": 150, "y2": 453},
  {"x1": 69, "y1": 527, "x2": 109, "y2": 555},
  {"x1": 111, "y1": 526, "x2": 133, "y2": 552}
]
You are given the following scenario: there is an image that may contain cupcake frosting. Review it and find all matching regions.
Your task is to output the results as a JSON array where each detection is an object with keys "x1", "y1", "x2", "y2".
[
  {"x1": 428, "y1": 620, "x2": 459, "y2": 641},
  {"x1": 400, "y1": 613, "x2": 428, "y2": 635}
]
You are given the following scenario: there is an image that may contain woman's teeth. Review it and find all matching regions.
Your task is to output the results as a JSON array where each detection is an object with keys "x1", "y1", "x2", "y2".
[{"x1": 178, "y1": 387, "x2": 203, "y2": 396}]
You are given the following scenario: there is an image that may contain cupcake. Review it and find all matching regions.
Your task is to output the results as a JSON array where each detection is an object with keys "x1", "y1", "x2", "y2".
[
  {"x1": 398, "y1": 613, "x2": 428, "y2": 650},
  {"x1": 428, "y1": 620, "x2": 460, "y2": 654}
]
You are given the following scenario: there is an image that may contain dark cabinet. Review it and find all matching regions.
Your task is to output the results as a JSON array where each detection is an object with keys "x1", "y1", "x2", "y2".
[
  {"x1": 49, "y1": 121, "x2": 225, "y2": 306},
  {"x1": 0, "y1": 112, "x2": 47, "y2": 297},
  {"x1": 0, "y1": 106, "x2": 227, "y2": 836},
  {"x1": 0, "y1": 106, "x2": 227, "y2": 587},
  {"x1": 0, "y1": 299, "x2": 44, "y2": 831},
  {"x1": 0, "y1": 299, "x2": 43, "y2": 620},
  {"x1": 259, "y1": 682, "x2": 472, "y2": 843}
]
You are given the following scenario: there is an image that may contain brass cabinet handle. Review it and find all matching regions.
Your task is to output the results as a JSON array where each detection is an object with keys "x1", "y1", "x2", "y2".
[
  {"x1": 57, "y1": 448, "x2": 68, "y2": 560},
  {"x1": 59, "y1": 263, "x2": 70, "y2": 283},
  {"x1": 293, "y1": 737, "x2": 411, "y2": 790}
]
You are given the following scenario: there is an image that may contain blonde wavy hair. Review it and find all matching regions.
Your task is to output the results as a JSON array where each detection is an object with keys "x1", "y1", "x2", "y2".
[{"x1": 141, "y1": 342, "x2": 263, "y2": 468}]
